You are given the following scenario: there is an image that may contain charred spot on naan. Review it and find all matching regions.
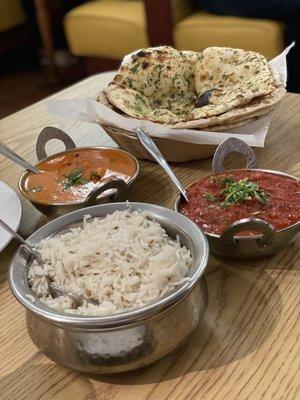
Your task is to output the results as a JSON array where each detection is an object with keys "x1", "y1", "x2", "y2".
[{"x1": 196, "y1": 89, "x2": 217, "y2": 107}]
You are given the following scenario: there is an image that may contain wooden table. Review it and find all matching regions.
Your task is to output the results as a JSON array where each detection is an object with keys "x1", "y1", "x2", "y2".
[{"x1": 0, "y1": 73, "x2": 299, "y2": 400}]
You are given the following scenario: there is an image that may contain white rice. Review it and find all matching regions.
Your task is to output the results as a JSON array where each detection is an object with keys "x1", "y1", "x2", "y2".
[{"x1": 28, "y1": 210, "x2": 192, "y2": 316}]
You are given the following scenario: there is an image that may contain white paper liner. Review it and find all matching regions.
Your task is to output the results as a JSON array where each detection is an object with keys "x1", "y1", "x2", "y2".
[{"x1": 47, "y1": 44, "x2": 294, "y2": 148}]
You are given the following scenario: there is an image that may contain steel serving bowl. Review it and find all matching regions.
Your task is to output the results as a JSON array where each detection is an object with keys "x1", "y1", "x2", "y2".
[
  {"x1": 175, "y1": 138, "x2": 300, "y2": 259},
  {"x1": 9, "y1": 202, "x2": 209, "y2": 374},
  {"x1": 19, "y1": 127, "x2": 140, "y2": 218}
]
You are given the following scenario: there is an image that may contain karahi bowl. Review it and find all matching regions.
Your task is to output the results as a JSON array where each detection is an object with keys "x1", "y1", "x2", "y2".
[
  {"x1": 9, "y1": 202, "x2": 209, "y2": 374},
  {"x1": 18, "y1": 127, "x2": 139, "y2": 218},
  {"x1": 175, "y1": 138, "x2": 300, "y2": 259}
]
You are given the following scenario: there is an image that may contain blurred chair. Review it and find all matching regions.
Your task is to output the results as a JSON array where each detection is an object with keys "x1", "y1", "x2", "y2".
[
  {"x1": 173, "y1": 2, "x2": 284, "y2": 60},
  {"x1": 64, "y1": 0, "x2": 149, "y2": 72},
  {"x1": 0, "y1": 0, "x2": 34, "y2": 54},
  {"x1": 64, "y1": 0, "x2": 284, "y2": 73}
]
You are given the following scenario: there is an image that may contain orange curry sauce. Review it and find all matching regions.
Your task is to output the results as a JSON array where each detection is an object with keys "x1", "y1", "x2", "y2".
[{"x1": 24, "y1": 148, "x2": 137, "y2": 204}]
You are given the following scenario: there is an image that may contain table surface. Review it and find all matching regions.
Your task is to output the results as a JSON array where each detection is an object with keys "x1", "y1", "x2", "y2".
[{"x1": 0, "y1": 72, "x2": 299, "y2": 400}]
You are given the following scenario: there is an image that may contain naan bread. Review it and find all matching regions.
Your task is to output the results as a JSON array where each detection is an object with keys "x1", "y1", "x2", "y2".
[
  {"x1": 103, "y1": 46, "x2": 284, "y2": 127},
  {"x1": 106, "y1": 46, "x2": 198, "y2": 123},
  {"x1": 98, "y1": 85, "x2": 285, "y2": 131},
  {"x1": 192, "y1": 47, "x2": 276, "y2": 119},
  {"x1": 168, "y1": 85, "x2": 285, "y2": 129}
]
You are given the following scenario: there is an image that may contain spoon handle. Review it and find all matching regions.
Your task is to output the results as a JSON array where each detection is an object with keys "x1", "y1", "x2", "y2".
[
  {"x1": 0, "y1": 219, "x2": 95, "y2": 306},
  {"x1": 135, "y1": 128, "x2": 188, "y2": 201},
  {"x1": 0, "y1": 218, "x2": 43, "y2": 264},
  {"x1": 0, "y1": 140, "x2": 39, "y2": 173}
]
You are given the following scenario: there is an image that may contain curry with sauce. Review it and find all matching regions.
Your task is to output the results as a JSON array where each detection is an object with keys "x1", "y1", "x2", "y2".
[
  {"x1": 180, "y1": 170, "x2": 300, "y2": 235},
  {"x1": 23, "y1": 148, "x2": 137, "y2": 204}
]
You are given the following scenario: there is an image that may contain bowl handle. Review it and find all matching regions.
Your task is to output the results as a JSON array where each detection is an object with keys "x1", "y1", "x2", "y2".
[
  {"x1": 212, "y1": 137, "x2": 259, "y2": 173},
  {"x1": 36, "y1": 127, "x2": 76, "y2": 161},
  {"x1": 220, "y1": 218, "x2": 276, "y2": 249},
  {"x1": 84, "y1": 179, "x2": 129, "y2": 207}
]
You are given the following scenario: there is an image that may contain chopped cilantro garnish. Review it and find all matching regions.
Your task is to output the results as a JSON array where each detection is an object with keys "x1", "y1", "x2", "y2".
[
  {"x1": 158, "y1": 68, "x2": 163, "y2": 81},
  {"x1": 154, "y1": 78, "x2": 160, "y2": 90},
  {"x1": 222, "y1": 176, "x2": 234, "y2": 185},
  {"x1": 203, "y1": 193, "x2": 218, "y2": 202},
  {"x1": 126, "y1": 77, "x2": 134, "y2": 88},
  {"x1": 221, "y1": 177, "x2": 268, "y2": 206},
  {"x1": 172, "y1": 74, "x2": 179, "y2": 85},
  {"x1": 130, "y1": 64, "x2": 139, "y2": 74},
  {"x1": 134, "y1": 102, "x2": 143, "y2": 113},
  {"x1": 64, "y1": 168, "x2": 87, "y2": 188}
]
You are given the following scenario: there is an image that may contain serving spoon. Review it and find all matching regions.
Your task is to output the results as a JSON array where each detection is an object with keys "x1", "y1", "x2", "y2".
[
  {"x1": 0, "y1": 140, "x2": 40, "y2": 173},
  {"x1": 0, "y1": 218, "x2": 97, "y2": 307},
  {"x1": 135, "y1": 128, "x2": 189, "y2": 201}
]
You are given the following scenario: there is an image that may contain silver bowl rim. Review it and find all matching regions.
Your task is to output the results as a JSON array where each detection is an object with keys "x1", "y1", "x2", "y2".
[
  {"x1": 18, "y1": 146, "x2": 140, "y2": 207},
  {"x1": 9, "y1": 202, "x2": 209, "y2": 327},
  {"x1": 174, "y1": 168, "x2": 300, "y2": 239}
]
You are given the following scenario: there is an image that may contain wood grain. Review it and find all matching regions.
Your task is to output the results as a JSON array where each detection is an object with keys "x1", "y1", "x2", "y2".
[{"x1": 0, "y1": 73, "x2": 299, "y2": 400}]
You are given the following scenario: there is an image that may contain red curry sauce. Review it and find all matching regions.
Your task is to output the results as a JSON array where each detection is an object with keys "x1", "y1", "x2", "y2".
[
  {"x1": 24, "y1": 148, "x2": 137, "y2": 204},
  {"x1": 180, "y1": 170, "x2": 300, "y2": 235}
]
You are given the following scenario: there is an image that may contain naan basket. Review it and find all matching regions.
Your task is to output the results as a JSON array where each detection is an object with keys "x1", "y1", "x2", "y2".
[
  {"x1": 97, "y1": 83, "x2": 284, "y2": 163},
  {"x1": 100, "y1": 124, "x2": 216, "y2": 163},
  {"x1": 97, "y1": 91, "x2": 216, "y2": 162},
  {"x1": 95, "y1": 45, "x2": 287, "y2": 163}
]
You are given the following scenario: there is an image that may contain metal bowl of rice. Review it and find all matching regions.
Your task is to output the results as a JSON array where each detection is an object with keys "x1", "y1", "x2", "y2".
[{"x1": 9, "y1": 202, "x2": 209, "y2": 374}]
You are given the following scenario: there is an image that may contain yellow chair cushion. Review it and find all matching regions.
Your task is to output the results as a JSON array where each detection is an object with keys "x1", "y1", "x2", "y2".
[
  {"x1": 0, "y1": 0, "x2": 26, "y2": 33},
  {"x1": 64, "y1": 0, "x2": 148, "y2": 59},
  {"x1": 174, "y1": 12, "x2": 284, "y2": 60}
]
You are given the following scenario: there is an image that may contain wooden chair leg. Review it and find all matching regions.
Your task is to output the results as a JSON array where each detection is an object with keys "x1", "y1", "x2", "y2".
[{"x1": 34, "y1": 0, "x2": 58, "y2": 81}]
